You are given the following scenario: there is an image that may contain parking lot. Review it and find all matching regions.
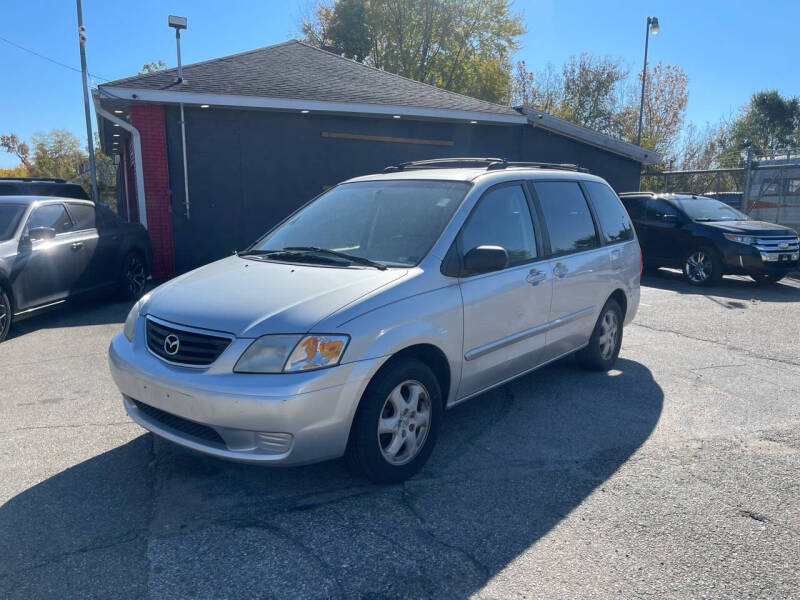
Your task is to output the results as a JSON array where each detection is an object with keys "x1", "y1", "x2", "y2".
[{"x1": 1, "y1": 272, "x2": 799, "y2": 599}]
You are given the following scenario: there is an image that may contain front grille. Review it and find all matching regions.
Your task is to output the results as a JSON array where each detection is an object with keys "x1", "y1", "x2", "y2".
[
  {"x1": 755, "y1": 235, "x2": 800, "y2": 254},
  {"x1": 132, "y1": 399, "x2": 226, "y2": 447},
  {"x1": 146, "y1": 317, "x2": 231, "y2": 366}
]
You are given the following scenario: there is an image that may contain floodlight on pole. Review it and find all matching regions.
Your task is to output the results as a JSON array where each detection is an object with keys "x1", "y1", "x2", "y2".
[{"x1": 168, "y1": 15, "x2": 187, "y2": 82}]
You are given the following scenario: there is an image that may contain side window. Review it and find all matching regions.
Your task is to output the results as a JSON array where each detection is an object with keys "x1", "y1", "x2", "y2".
[
  {"x1": 620, "y1": 196, "x2": 646, "y2": 220},
  {"x1": 646, "y1": 199, "x2": 680, "y2": 220},
  {"x1": 26, "y1": 204, "x2": 73, "y2": 234},
  {"x1": 584, "y1": 182, "x2": 634, "y2": 243},
  {"x1": 460, "y1": 184, "x2": 537, "y2": 267},
  {"x1": 68, "y1": 203, "x2": 96, "y2": 230},
  {"x1": 533, "y1": 181, "x2": 599, "y2": 255}
]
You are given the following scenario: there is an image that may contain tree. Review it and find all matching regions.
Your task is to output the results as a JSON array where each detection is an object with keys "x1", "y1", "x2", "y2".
[
  {"x1": 556, "y1": 54, "x2": 628, "y2": 133},
  {"x1": 617, "y1": 62, "x2": 688, "y2": 156},
  {"x1": 0, "y1": 133, "x2": 32, "y2": 171},
  {"x1": 724, "y1": 90, "x2": 800, "y2": 163},
  {"x1": 301, "y1": 0, "x2": 525, "y2": 103},
  {"x1": 139, "y1": 60, "x2": 167, "y2": 75}
]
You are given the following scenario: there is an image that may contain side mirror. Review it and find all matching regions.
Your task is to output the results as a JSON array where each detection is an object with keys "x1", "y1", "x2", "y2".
[
  {"x1": 28, "y1": 226, "x2": 56, "y2": 241},
  {"x1": 462, "y1": 245, "x2": 509, "y2": 275}
]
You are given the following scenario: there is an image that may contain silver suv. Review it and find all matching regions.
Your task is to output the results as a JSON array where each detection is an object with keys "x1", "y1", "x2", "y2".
[{"x1": 109, "y1": 159, "x2": 641, "y2": 482}]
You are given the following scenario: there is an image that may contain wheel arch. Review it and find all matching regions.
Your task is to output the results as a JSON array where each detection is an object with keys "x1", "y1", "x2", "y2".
[
  {"x1": 367, "y1": 343, "x2": 452, "y2": 407},
  {"x1": 0, "y1": 274, "x2": 15, "y2": 313},
  {"x1": 608, "y1": 288, "x2": 628, "y2": 320}
]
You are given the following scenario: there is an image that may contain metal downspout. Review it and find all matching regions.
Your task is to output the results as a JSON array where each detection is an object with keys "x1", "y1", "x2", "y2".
[{"x1": 92, "y1": 96, "x2": 148, "y2": 228}]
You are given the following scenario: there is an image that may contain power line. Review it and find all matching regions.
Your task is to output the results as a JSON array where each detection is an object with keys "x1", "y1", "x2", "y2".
[{"x1": 0, "y1": 35, "x2": 109, "y2": 82}]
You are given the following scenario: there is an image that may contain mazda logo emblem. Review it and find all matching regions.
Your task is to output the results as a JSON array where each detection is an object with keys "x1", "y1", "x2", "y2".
[
  {"x1": 164, "y1": 334, "x2": 180, "y2": 356},
  {"x1": 779, "y1": 242, "x2": 789, "y2": 250}
]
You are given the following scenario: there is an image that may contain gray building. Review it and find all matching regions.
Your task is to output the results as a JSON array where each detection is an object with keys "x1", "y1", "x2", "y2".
[{"x1": 95, "y1": 40, "x2": 660, "y2": 278}]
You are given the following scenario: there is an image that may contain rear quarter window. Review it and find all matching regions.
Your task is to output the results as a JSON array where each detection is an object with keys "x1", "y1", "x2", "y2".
[
  {"x1": 585, "y1": 182, "x2": 634, "y2": 243},
  {"x1": 67, "y1": 203, "x2": 96, "y2": 230}
]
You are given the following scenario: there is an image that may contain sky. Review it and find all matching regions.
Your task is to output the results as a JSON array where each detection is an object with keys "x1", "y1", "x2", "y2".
[{"x1": 1, "y1": 0, "x2": 799, "y2": 168}]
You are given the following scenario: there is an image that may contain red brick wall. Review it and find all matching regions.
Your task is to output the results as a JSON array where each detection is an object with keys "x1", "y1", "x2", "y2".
[{"x1": 130, "y1": 104, "x2": 175, "y2": 280}]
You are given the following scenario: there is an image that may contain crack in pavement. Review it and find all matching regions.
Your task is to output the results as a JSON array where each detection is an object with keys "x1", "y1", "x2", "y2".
[
  {"x1": 0, "y1": 421, "x2": 134, "y2": 434},
  {"x1": 631, "y1": 322, "x2": 800, "y2": 368}
]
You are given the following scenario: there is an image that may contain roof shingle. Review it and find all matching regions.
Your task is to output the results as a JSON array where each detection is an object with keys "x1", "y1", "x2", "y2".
[{"x1": 101, "y1": 40, "x2": 519, "y2": 117}]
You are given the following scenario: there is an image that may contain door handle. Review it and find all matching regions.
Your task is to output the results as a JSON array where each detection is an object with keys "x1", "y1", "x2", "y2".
[
  {"x1": 526, "y1": 269, "x2": 547, "y2": 285},
  {"x1": 553, "y1": 262, "x2": 569, "y2": 278},
  {"x1": 71, "y1": 241, "x2": 84, "y2": 251}
]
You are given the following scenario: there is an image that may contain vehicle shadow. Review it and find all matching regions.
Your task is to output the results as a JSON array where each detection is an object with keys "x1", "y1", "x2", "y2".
[
  {"x1": 642, "y1": 268, "x2": 800, "y2": 304},
  {"x1": 0, "y1": 358, "x2": 663, "y2": 599}
]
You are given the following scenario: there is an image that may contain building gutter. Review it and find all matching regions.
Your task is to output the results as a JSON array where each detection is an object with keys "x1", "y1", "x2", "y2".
[
  {"x1": 93, "y1": 95, "x2": 148, "y2": 228},
  {"x1": 96, "y1": 86, "x2": 527, "y2": 125},
  {"x1": 179, "y1": 103, "x2": 190, "y2": 219}
]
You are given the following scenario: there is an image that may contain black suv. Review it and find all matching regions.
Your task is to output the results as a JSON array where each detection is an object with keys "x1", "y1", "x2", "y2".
[
  {"x1": 0, "y1": 182, "x2": 153, "y2": 342},
  {"x1": 619, "y1": 192, "x2": 799, "y2": 285}
]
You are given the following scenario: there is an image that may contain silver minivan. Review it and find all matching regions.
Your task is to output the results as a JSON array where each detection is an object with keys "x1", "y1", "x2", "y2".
[{"x1": 109, "y1": 159, "x2": 641, "y2": 482}]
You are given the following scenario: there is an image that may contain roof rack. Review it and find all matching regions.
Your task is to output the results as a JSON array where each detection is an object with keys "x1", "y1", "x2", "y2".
[
  {"x1": 618, "y1": 191, "x2": 656, "y2": 197},
  {"x1": 383, "y1": 157, "x2": 588, "y2": 173},
  {"x1": 0, "y1": 177, "x2": 68, "y2": 183}
]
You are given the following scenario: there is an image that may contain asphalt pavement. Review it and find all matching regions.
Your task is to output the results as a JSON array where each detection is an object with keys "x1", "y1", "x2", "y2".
[{"x1": 1, "y1": 272, "x2": 798, "y2": 599}]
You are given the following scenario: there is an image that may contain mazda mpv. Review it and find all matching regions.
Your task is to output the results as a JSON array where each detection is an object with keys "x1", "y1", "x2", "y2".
[{"x1": 109, "y1": 158, "x2": 641, "y2": 482}]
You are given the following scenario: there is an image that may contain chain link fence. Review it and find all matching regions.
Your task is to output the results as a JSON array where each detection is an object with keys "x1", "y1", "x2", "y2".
[{"x1": 640, "y1": 149, "x2": 800, "y2": 232}]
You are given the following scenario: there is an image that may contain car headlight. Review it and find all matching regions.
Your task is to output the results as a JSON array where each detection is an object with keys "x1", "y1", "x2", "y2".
[
  {"x1": 123, "y1": 293, "x2": 150, "y2": 342},
  {"x1": 723, "y1": 233, "x2": 755, "y2": 245},
  {"x1": 234, "y1": 334, "x2": 349, "y2": 374}
]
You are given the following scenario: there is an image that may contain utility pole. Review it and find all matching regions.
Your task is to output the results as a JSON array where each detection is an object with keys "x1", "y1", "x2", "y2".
[
  {"x1": 637, "y1": 16, "x2": 659, "y2": 147},
  {"x1": 76, "y1": 0, "x2": 98, "y2": 203}
]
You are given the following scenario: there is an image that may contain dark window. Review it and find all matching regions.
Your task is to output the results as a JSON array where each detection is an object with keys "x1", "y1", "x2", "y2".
[
  {"x1": 96, "y1": 204, "x2": 121, "y2": 230},
  {"x1": 585, "y1": 182, "x2": 634, "y2": 243},
  {"x1": 460, "y1": 184, "x2": 537, "y2": 267},
  {"x1": 26, "y1": 204, "x2": 72, "y2": 234},
  {"x1": 761, "y1": 178, "x2": 779, "y2": 196},
  {"x1": 646, "y1": 199, "x2": 680, "y2": 220},
  {"x1": 620, "y1": 196, "x2": 646, "y2": 220},
  {"x1": 68, "y1": 203, "x2": 96, "y2": 230},
  {"x1": 787, "y1": 178, "x2": 800, "y2": 195},
  {"x1": 534, "y1": 181, "x2": 598, "y2": 255},
  {"x1": 0, "y1": 203, "x2": 26, "y2": 241}
]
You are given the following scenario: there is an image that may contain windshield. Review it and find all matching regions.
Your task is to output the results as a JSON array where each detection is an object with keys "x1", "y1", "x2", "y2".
[
  {"x1": 674, "y1": 197, "x2": 748, "y2": 222},
  {"x1": 0, "y1": 203, "x2": 26, "y2": 241},
  {"x1": 250, "y1": 180, "x2": 470, "y2": 267}
]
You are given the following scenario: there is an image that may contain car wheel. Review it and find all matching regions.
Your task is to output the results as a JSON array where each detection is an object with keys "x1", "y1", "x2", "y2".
[
  {"x1": 0, "y1": 287, "x2": 11, "y2": 343},
  {"x1": 683, "y1": 247, "x2": 722, "y2": 285},
  {"x1": 576, "y1": 298, "x2": 623, "y2": 372},
  {"x1": 750, "y1": 272, "x2": 785, "y2": 286},
  {"x1": 346, "y1": 358, "x2": 442, "y2": 483},
  {"x1": 119, "y1": 251, "x2": 147, "y2": 300}
]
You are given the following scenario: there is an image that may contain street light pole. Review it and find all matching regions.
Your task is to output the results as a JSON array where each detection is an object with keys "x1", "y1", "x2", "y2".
[
  {"x1": 76, "y1": 0, "x2": 98, "y2": 203},
  {"x1": 637, "y1": 16, "x2": 659, "y2": 147}
]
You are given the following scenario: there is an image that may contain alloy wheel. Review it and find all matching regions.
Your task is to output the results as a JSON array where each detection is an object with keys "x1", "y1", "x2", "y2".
[
  {"x1": 0, "y1": 291, "x2": 9, "y2": 339},
  {"x1": 125, "y1": 255, "x2": 146, "y2": 297},
  {"x1": 598, "y1": 309, "x2": 619, "y2": 360},
  {"x1": 684, "y1": 250, "x2": 713, "y2": 283},
  {"x1": 377, "y1": 380, "x2": 432, "y2": 466}
]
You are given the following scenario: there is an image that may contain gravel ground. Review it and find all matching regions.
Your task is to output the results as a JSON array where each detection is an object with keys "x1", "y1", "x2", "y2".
[{"x1": 1, "y1": 271, "x2": 798, "y2": 599}]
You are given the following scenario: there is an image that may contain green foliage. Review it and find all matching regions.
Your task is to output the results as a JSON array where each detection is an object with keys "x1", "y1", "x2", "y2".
[
  {"x1": 0, "y1": 129, "x2": 117, "y2": 206},
  {"x1": 723, "y1": 91, "x2": 800, "y2": 164},
  {"x1": 139, "y1": 60, "x2": 167, "y2": 75},
  {"x1": 301, "y1": 0, "x2": 525, "y2": 103}
]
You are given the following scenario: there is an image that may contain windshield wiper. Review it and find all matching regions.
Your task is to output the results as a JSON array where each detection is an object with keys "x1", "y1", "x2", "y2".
[
  {"x1": 282, "y1": 246, "x2": 387, "y2": 270},
  {"x1": 236, "y1": 248, "x2": 281, "y2": 257}
]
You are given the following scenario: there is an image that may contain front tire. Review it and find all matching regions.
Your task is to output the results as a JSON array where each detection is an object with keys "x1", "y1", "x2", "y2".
[
  {"x1": 346, "y1": 358, "x2": 442, "y2": 483},
  {"x1": 0, "y1": 287, "x2": 11, "y2": 343},
  {"x1": 683, "y1": 246, "x2": 722, "y2": 286},
  {"x1": 576, "y1": 299, "x2": 623, "y2": 372},
  {"x1": 119, "y1": 251, "x2": 147, "y2": 300}
]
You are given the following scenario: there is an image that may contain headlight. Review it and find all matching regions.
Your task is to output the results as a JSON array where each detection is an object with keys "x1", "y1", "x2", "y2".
[
  {"x1": 234, "y1": 334, "x2": 349, "y2": 374},
  {"x1": 723, "y1": 233, "x2": 755, "y2": 245},
  {"x1": 123, "y1": 293, "x2": 150, "y2": 342}
]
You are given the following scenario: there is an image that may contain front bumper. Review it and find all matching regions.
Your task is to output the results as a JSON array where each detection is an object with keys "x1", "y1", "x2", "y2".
[
  {"x1": 720, "y1": 244, "x2": 798, "y2": 275},
  {"x1": 109, "y1": 323, "x2": 386, "y2": 466}
]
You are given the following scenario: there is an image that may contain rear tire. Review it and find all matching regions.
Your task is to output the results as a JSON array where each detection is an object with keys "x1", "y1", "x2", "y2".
[
  {"x1": 346, "y1": 358, "x2": 442, "y2": 483},
  {"x1": 751, "y1": 272, "x2": 785, "y2": 286},
  {"x1": 576, "y1": 299, "x2": 623, "y2": 372},
  {"x1": 0, "y1": 287, "x2": 11, "y2": 343},
  {"x1": 683, "y1": 246, "x2": 722, "y2": 286},
  {"x1": 119, "y1": 251, "x2": 147, "y2": 300}
]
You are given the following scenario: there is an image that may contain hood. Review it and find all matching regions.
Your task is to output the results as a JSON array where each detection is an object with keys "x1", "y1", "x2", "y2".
[
  {"x1": 700, "y1": 220, "x2": 797, "y2": 236},
  {"x1": 144, "y1": 255, "x2": 407, "y2": 337}
]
